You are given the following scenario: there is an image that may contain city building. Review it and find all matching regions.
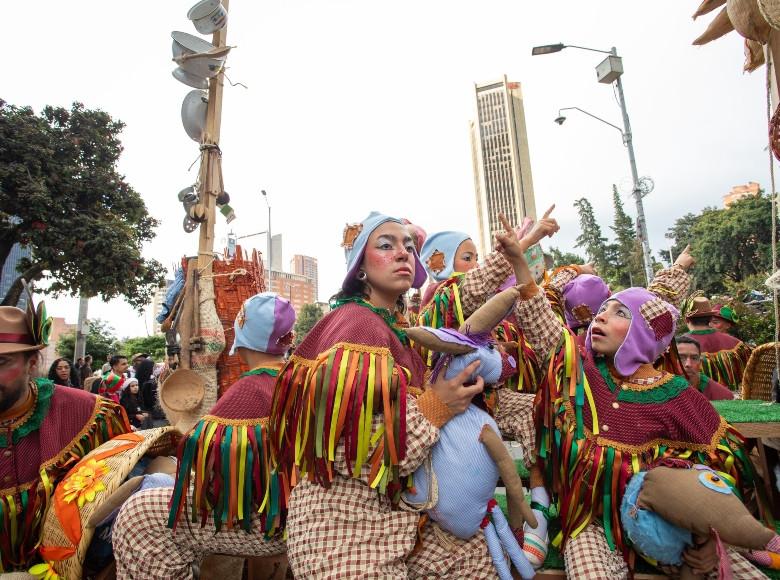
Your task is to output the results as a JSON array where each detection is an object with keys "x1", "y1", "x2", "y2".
[
  {"x1": 0, "y1": 243, "x2": 32, "y2": 309},
  {"x1": 271, "y1": 234, "x2": 283, "y2": 272},
  {"x1": 723, "y1": 181, "x2": 761, "y2": 207},
  {"x1": 151, "y1": 279, "x2": 174, "y2": 334},
  {"x1": 269, "y1": 270, "x2": 316, "y2": 315},
  {"x1": 315, "y1": 301, "x2": 330, "y2": 314},
  {"x1": 44, "y1": 317, "x2": 77, "y2": 369},
  {"x1": 290, "y1": 255, "x2": 318, "y2": 301},
  {"x1": 470, "y1": 76, "x2": 537, "y2": 256}
]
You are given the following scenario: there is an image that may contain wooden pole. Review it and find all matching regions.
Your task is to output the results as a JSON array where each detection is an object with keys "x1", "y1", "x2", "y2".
[{"x1": 197, "y1": 0, "x2": 230, "y2": 272}]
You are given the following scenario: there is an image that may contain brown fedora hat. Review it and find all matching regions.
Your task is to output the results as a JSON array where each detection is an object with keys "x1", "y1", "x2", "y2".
[
  {"x1": 686, "y1": 297, "x2": 714, "y2": 319},
  {"x1": 0, "y1": 306, "x2": 46, "y2": 355}
]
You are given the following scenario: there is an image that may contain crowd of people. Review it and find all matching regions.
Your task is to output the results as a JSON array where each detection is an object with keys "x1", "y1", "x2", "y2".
[{"x1": 0, "y1": 207, "x2": 774, "y2": 579}]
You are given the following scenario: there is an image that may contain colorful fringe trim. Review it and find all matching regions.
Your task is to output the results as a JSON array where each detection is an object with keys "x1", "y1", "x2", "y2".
[
  {"x1": 536, "y1": 330, "x2": 755, "y2": 558},
  {"x1": 701, "y1": 342, "x2": 752, "y2": 391},
  {"x1": 168, "y1": 415, "x2": 284, "y2": 536},
  {"x1": 493, "y1": 320, "x2": 539, "y2": 393},
  {"x1": 269, "y1": 343, "x2": 408, "y2": 503},
  {"x1": 0, "y1": 393, "x2": 129, "y2": 573}
]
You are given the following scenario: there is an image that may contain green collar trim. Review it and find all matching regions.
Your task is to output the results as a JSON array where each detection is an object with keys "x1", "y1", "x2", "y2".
[
  {"x1": 330, "y1": 297, "x2": 408, "y2": 345},
  {"x1": 688, "y1": 329, "x2": 716, "y2": 335},
  {"x1": 698, "y1": 373, "x2": 709, "y2": 393},
  {"x1": 0, "y1": 378, "x2": 55, "y2": 447},
  {"x1": 596, "y1": 358, "x2": 690, "y2": 404},
  {"x1": 241, "y1": 367, "x2": 280, "y2": 378}
]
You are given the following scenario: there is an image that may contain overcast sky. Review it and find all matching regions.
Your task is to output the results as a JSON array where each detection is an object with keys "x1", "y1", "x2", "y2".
[{"x1": 5, "y1": 0, "x2": 773, "y2": 339}]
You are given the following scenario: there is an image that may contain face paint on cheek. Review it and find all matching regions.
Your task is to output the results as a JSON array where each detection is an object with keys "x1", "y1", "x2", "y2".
[
  {"x1": 364, "y1": 247, "x2": 398, "y2": 272},
  {"x1": 0, "y1": 363, "x2": 25, "y2": 386}
]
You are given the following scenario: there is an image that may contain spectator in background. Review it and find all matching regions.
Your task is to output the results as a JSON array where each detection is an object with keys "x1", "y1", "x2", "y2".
[
  {"x1": 134, "y1": 357, "x2": 158, "y2": 417},
  {"x1": 80, "y1": 354, "x2": 93, "y2": 384},
  {"x1": 677, "y1": 336, "x2": 734, "y2": 401},
  {"x1": 120, "y1": 378, "x2": 150, "y2": 429},
  {"x1": 47, "y1": 357, "x2": 80, "y2": 388}
]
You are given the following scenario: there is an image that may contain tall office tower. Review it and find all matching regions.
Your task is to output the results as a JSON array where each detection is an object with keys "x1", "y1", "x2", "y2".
[
  {"x1": 0, "y1": 243, "x2": 32, "y2": 309},
  {"x1": 290, "y1": 255, "x2": 318, "y2": 301},
  {"x1": 470, "y1": 75, "x2": 537, "y2": 257},
  {"x1": 271, "y1": 234, "x2": 283, "y2": 272}
]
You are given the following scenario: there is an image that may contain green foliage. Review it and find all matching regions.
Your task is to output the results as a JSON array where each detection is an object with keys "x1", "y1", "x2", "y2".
[
  {"x1": 720, "y1": 274, "x2": 777, "y2": 346},
  {"x1": 56, "y1": 318, "x2": 120, "y2": 364},
  {"x1": 548, "y1": 247, "x2": 585, "y2": 267},
  {"x1": 294, "y1": 303, "x2": 324, "y2": 345},
  {"x1": 0, "y1": 100, "x2": 166, "y2": 307},
  {"x1": 120, "y1": 334, "x2": 167, "y2": 361},
  {"x1": 609, "y1": 186, "x2": 645, "y2": 288},
  {"x1": 664, "y1": 194, "x2": 776, "y2": 296},
  {"x1": 574, "y1": 198, "x2": 609, "y2": 275}
]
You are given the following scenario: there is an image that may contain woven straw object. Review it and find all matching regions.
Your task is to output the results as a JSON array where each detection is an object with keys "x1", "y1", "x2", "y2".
[
  {"x1": 694, "y1": 6, "x2": 736, "y2": 44},
  {"x1": 758, "y1": 0, "x2": 780, "y2": 30},
  {"x1": 211, "y1": 246, "x2": 266, "y2": 397},
  {"x1": 727, "y1": 0, "x2": 771, "y2": 42},
  {"x1": 38, "y1": 427, "x2": 179, "y2": 579},
  {"x1": 693, "y1": 0, "x2": 726, "y2": 19},
  {"x1": 744, "y1": 38, "x2": 766, "y2": 71},
  {"x1": 741, "y1": 342, "x2": 780, "y2": 401}
]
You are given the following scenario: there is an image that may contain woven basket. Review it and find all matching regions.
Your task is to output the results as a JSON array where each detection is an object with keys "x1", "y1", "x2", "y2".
[
  {"x1": 741, "y1": 342, "x2": 780, "y2": 401},
  {"x1": 38, "y1": 427, "x2": 179, "y2": 579},
  {"x1": 727, "y1": 0, "x2": 771, "y2": 42},
  {"x1": 758, "y1": 0, "x2": 780, "y2": 30},
  {"x1": 212, "y1": 246, "x2": 266, "y2": 397}
]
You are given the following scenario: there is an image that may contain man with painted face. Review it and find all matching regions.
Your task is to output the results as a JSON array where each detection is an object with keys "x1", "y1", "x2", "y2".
[
  {"x1": 269, "y1": 212, "x2": 495, "y2": 578},
  {"x1": 0, "y1": 302, "x2": 130, "y2": 573},
  {"x1": 504, "y1": 216, "x2": 764, "y2": 578}
]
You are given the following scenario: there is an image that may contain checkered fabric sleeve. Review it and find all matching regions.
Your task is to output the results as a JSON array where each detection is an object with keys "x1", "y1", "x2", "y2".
[
  {"x1": 513, "y1": 284, "x2": 565, "y2": 362},
  {"x1": 647, "y1": 264, "x2": 691, "y2": 308},
  {"x1": 113, "y1": 486, "x2": 285, "y2": 580},
  {"x1": 494, "y1": 388, "x2": 536, "y2": 467},
  {"x1": 547, "y1": 265, "x2": 580, "y2": 293},
  {"x1": 460, "y1": 251, "x2": 514, "y2": 318}
]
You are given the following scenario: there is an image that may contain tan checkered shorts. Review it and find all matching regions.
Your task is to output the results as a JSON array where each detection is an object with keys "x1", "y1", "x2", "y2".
[
  {"x1": 287, "y1": 477, "x2": 495, "y2": 578},
  {"x1": 563, "y1": 522, "x2": 767, "y2": 579},
  {"x1": 494, "y1": 388, "x2": 536, "y2": 467},
  {"x1": 112, "y1": 486, "x2": 284, "y2": 579}
]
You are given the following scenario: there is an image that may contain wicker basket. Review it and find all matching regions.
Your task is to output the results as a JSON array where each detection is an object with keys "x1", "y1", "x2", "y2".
[
  {"x1": 38, "y1": 427, "x2": 179, "y2": 579},
  {"x1": 212, "y1": 246, "x2": 266, "y2": 397},
  {"x1": 741, "y1": 342, "x2": 780, "y2": 401},
  {"x1": 759, "y1": 0, "x2": 780, "y2": 30}
]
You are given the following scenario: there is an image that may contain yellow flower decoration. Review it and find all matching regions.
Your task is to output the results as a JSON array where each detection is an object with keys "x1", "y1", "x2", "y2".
[
  {"x1": 29, "y1": 561, "x2": 61, "y2": 579},
  {"x1": 62, "y1": 458, "x2": 109, "y2": 507}
]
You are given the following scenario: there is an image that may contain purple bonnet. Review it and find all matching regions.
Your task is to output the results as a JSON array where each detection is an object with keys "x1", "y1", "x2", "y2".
[
  {"x1": 563, "y1": 274, "x2": 611, "y2": 330},
  {"x1": 585, "y1": 287, "x2": 680, "y2": 377}
]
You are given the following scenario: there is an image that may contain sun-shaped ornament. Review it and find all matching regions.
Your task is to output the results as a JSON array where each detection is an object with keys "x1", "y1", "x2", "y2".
[
  {"x1": 426, "y1": 250, "x2": 446, "y2": 274},
  {"x1": 62, "y1": 458, "x2": 109, "y2": 507},
  {"x1": 571, "y1": 304, "x2": 594, "y2": 324},
  {"x1": 341, "y1": 223, "x2": 364, "y2": 250}
]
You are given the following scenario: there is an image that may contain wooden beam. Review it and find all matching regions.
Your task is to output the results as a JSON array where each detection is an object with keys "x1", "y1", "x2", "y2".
[{"x1": 197, "y1": 0, "x2": 230, "y2": 272}]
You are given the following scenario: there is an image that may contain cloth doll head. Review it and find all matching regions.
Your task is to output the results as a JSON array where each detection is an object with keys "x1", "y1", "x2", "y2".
[{"x1": 563, "y1": 274, "x2": 611, "y2": 330}]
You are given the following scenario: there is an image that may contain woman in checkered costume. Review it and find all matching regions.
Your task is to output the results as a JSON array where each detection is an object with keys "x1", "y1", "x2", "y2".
[
  {"x1": 269, "y1": 212, "x2": 500, "y2": 577},
  {"x1": 505, "y1": 217, "x2": 767, "y2": 579}
]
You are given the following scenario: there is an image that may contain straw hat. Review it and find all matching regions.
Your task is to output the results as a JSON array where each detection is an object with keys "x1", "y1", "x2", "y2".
[
  {"x1": 158, "y1": 368, "x2": 206, "y2": 431},
  {"x1": 0, "y1": 306, "x2": 47, "y2": 355},
  {"x1": 686, "y1": 296, "x2": 715, "y2": 319},
  {"x1": 758, "y1": 0, "x2": 780, "y2": 30},
  {"x1": 38, "y1": 427, "x2": 179, "y2": 579}
]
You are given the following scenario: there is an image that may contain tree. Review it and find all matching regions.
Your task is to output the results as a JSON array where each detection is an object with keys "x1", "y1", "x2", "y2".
[
  {"x1": 294, "y1": 304, "x2": 324, "y2": 345},
  {"x1": 548, "y1": 247, "x2": 585, "y2": 267},
  {"x1": 609, "y1": 186, "x2": 644, "y2": 288},
  {"x1": 573, "y1": 198, "x2": 610, "y2": 276},
  {"x1": 120, "y1": 335, "x2": 167, "y2": 362},
  {"x1": 662, "y1": 212, "x2": 700, "y2": 265},
  {"x1": 0, "y1": 100, "x2": 166, "y2": 307},
  {"x1": 56, "y1": 318, "x2": 120, "y2": 364}
]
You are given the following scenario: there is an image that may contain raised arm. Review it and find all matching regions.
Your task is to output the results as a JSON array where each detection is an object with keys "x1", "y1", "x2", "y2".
[
  {"x1": 494, "y1": 211, "x2": 566, "y2": 361},
  {"x1": 648, "y1": 245, "x2": 695, "y2": 308}
]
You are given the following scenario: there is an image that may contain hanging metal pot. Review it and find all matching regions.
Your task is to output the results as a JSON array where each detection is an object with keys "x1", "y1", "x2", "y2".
[{"x1": 181, "y1": 90, "x2": 208, "y2": 142}]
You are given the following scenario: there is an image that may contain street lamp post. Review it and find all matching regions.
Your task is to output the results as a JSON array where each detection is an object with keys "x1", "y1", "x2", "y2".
[
  {"x1": 261, "y1": 190, "x2": 271, "y2": 271},
  {"x1": 533, "y1": 43, "x2": 654, "y2": 284}
]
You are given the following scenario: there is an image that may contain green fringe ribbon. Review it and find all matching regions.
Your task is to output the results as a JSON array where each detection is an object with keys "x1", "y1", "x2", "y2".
[
  {"x1": 269, "y1": 342, "x2": 408, "y2": 504},
  {"x1": 168, "y1": 415, "x2": 283, "y2": 537},
  {"x1": 701, "y1": 342, "x2": 752, "y2": 391}
]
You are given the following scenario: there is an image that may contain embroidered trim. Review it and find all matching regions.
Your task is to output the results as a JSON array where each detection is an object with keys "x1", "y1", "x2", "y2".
[
  {"x1": 200, "y1": 415, "x2": 270, "y2": 427},
  {"x1": 330, "y1": 298, "x2": 408, "y2": 345},
  {"x1": 241, "y1": 367, "x2": 280, "y2": 378},
  {"x1": 0, "y1": 379, "x2": 52, "y2": 447},
  {"x1": 596, "y1": 359, "x2": 684, "y2": 399},
  {"x1": 688, "y1": 329, "x2": 716, "y2": 335}
]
